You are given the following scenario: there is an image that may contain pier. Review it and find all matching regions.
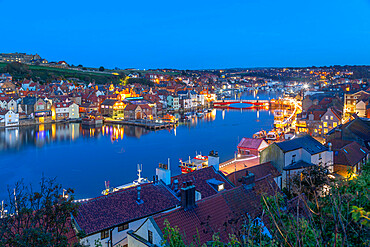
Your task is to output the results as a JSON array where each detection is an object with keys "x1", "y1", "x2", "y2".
[
  {"x1": 213, "y1": 99, "x2": 270, "y2": 107},
  {"x1": 104, "y1": 119, "x2": 176, "y2": 130}
]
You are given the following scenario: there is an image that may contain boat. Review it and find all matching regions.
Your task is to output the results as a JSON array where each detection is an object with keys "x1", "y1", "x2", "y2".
[
  {"x1": 101, "y1": 164, "x2": 150, "y2": 195},
  {"x1": 81, "y1": 116, "x2": 103, "y2": 126},
  {"x1": 265, "y1": 130, "x2": 281, "y2": 143},
  {"x1": 253, "y1": 130, "x2": 267, "y2": 139},
  {"x1": 179, "y1": 154, "x2": 208, "y2": 174},
  {"x1": 196, "y1": 111, "x2": 204, "y2": 118}
]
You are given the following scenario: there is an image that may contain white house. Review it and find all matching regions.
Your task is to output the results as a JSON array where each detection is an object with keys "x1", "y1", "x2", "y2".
[
  {"x1": 4, "y1": 110, "x2": 19, "y2": 127},
  {"x1": 68, "y1": 103, "x2": 79, "y2": 119},
  {"x1": 7, "y1": 99, "x2": 18, "y2": 113},
  {"x1": 180, "y1": 97, "x2": 192, "y2": 110},
  {"x1": 167, "y1": 95, "x2": 180, "y2": 111},
  {"x1": 260, "y1": 135, "x2": 333, "y2": 190}
]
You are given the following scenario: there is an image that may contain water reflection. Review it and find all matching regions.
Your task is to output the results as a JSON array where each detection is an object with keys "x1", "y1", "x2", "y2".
[{"x1": 0, "y1": 106, "x2": 268, "y2": 152}]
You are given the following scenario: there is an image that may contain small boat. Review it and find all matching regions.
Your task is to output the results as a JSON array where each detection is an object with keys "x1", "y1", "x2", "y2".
[
  {"x1": 196, "y1": 111, "x2": 204, "y2": 118},
  {"x1": 102, "y1": 164, "x2": 150, "y2": 195},
  {"x1": 253, "y1": 130, "x2": 267, "y2": 139},
  {"x1": 179, "y1": 154, "x2": 208, "y2": 174},
  {"x1": 265, "y1": 130, "x2": 281, "y2": 142}
]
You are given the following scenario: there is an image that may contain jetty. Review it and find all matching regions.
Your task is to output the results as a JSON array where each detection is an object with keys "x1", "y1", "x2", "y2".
[{"x1": 104, "y1": 119, "x2": 176, "y2": 130}]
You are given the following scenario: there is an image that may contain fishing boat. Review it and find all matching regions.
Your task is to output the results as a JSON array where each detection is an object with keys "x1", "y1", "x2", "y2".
[
  {"x1": 101, "y1": 164, "x2": 150, "y2": 195},
  {"x1": 179, "y1": 154, "x2": 208, "y2": 174}
]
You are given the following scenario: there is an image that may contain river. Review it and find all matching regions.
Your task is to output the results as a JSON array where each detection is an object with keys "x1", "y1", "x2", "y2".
[{"x1": 0, "y1": 91, "x2": 278, "y2": 200}]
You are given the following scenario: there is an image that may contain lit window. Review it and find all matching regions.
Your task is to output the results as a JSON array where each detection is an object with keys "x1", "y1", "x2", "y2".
[
  {"x1": 333, "y1": 122, "x2": 337, "y2": 128},
  {"x1": 323, "y1": 122, "x2": 327, "y2": 127},
  {"x1": 330, "y1": 116, "x2": 333, "y2": 120},
  {"x1": 325, "y1": 116, "x2": 328, "y2": 120}
]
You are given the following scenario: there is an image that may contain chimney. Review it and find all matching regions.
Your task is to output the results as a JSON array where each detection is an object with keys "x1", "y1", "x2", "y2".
[
  {"x1": 328, "y1": 142, "x2": 332, "y2": 151},
  {"x1": 173, "y1": 179, "x2": 179, "y2": 192},
  {"x1": 156, "y1": 162, "x2": 171, "y2": 185},
  {"x1": 208, "y1": 150, "x2": 220, "y2": 171},
  {"x1": 181, "y1": 181, "x2": 196, "y2": 210},
  {"x1": 240, "y1": 172, "x2": 255, "y2": 189},
  {"x1": 136, "y1": 186, "x2": 143, "y2": 204}
]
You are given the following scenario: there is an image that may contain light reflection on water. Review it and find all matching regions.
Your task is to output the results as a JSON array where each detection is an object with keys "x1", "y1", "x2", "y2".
[{"x1": 0, "y1": 92, "x2": 278, "y2": 200}]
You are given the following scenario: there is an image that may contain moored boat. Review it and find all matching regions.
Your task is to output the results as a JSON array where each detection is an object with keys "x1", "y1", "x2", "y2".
[{"x1": 179, "y1": 154, "x2": 208, "y2": 174}]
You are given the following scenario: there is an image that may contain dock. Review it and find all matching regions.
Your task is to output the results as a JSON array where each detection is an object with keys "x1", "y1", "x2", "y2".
[{"x1": 104, "y1": 119, "x2": 176, "y2": 130}]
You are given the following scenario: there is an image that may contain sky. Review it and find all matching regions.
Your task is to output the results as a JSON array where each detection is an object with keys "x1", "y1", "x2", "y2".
[{"x1": 1, "y1": 0, "x2": 370, "y2": 69}]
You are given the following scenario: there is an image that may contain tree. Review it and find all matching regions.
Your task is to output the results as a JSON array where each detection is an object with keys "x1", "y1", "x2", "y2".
[
  {"x1": 0, "y1": 177, "x2": 80, "y2": 246},
  {"x1": 98, "y1": 66, "x2": 105, "y2": 72}
]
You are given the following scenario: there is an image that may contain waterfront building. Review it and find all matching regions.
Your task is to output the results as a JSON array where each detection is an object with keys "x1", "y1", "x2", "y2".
[
  {"x1": 68, "y1": 103, "x2": 80, "y2": 119},
  {"x1": 51, "y1": 102, "x2": 70, "y2": 120},
  {"x1": 260, "y1": 135, "x2": 333, "y2": 190},
  {"x1": 237, "y1": 137, "x2": 268, "y2": 156},
  {"x1": 124, "y1": 104, "x2": 152, "y2": 120}
]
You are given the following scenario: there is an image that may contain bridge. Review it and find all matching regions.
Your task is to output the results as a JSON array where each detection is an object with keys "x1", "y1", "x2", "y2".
[{"x1": 213, "y1": 99, "x2": 270, "y2": 107}]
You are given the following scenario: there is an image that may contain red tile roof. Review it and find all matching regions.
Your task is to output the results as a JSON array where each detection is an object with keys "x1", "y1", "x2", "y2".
[
  {"x1": 170, "y1": 166, "x2": 234, "y2": 199},
  {"x1": 153, "y1": 186, "x2": 262, "y2": 245},
  {"x1": 334, "y1": 141, "x2": 369, "y2": 167},
  {"x1": 74, "y1": 183, "x2": 179, "y2": 235},
  {"x1": 237, "y1": 137, "x2": 266, "y2": 150}
]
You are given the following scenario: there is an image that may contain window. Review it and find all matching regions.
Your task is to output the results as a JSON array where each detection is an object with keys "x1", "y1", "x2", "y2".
[
  {"x1": 101, "y1": 230, "x2": 109, "y2": 239},
  {"x1": 333, "y1": 122, "x2": 337, "y2": 128},
  {"x1": 325, "y1": 116, "x2": 328, "y2": 120},
  {"x1": 323, "y1": 122, "x2": 327, "y2": 127},
  {"x1": 319, "y1": 153, "x2": 322, "y2": 160},
  {"x1": 330, "y1": 116, "x2": 333, "y2": 120},
  {"x1": 148, "y1": 230, "x2": 153, "y2": 244},
  {"x1": 292, "y1": 154, "x2": 296, "y2": 163},
  {"x1": 118, "y1": 223, "x2": 129, "y2": 232}
]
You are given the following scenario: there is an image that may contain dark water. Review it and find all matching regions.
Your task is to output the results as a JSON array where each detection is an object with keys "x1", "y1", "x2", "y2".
[{"x1": 0, "y1": 92, "x2": 277, "y2": 200}]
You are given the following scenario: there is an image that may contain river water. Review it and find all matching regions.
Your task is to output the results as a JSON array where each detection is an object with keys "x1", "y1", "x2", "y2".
[{"x1": 0, "y1": 91, "x2": 278, "y2": 200}]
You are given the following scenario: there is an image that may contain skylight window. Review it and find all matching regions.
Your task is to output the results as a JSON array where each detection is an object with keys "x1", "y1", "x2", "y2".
[
  {"x1": 343, "y1": 149, "x2": 348, "y2": 153},
  {"x1": 360, "y1": 148, "x2": 366, "y2": 154}
]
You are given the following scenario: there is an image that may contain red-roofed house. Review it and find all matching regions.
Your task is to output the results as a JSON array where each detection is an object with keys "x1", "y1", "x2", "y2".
[
  {"x1": 237, "y1": 137, "x2": 268, "y2": 156},
  {"x1": 73, "y1": 182, "x2": 179, "y2": 247},
  {"x1": 127, "y1": 185, "x2": 268, "y2": 246}
]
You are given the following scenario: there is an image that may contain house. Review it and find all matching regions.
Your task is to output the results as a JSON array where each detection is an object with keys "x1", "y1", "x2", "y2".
[
  {"x1": 260, "y1": 135, "x2": 333, "y2": 189},
  {"x1": 0, "y1": 73, "x2": 12, "y2": 82},
  {"x1": 326, "y1": 117, "x2": 370, "y2": 149},
  {"x1": 4, "y1": 110, "x2": 19, "y2": 127},
  {"x1": 34, "y1": 98, "x2": 52, "y2": 123},
  {"x1": 124, "y1": 104, "x2": 152, "y2": 120},
  {"x1": 100, "y1": 99, "x2": 126, "y2": 119},
  {"x1": 179, "y1": 97, "x2": 192, "y2": 110},
  {"x1": 20, "y1": 97, "x2": 37, "y2": 116},
  {"x1": 167, "y1": 95, "x2": 180, "y2": 111},
  {"x1": 319, "y1": 107, "x2": 341, "y2": 135},
  {"x1": 127, "y1": 184, "x2": 268, "y2": 246},
  {"x1": 331, "y1": 140, "x2": 369, "y2": 177},
  {"x1": 73, "y1": 182, "x2": 179, "y2": 247},
  {"x1": 343, "y1": 90, "x2": 370, "y2": 118},
  {"x1": 51, "y1": 102, "x2": 70, "y2": 120},
  {"x1": 226, "y1": 161, "x2": 282, "y2": 189},
  {"x1": 68, "y1": 103, "x2": 80, "y2": 119},
  {"x1": 237, "y1": 137, "x2": 268, "y2": 156}
]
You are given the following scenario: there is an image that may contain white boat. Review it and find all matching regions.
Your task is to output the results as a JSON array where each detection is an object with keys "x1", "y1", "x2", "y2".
[
  {"x1": 197, "y1": 111, "x2": 204, "y2": 117},
  {"x1": 102, "y1": 164, "x2": 150, "y2": 195}
]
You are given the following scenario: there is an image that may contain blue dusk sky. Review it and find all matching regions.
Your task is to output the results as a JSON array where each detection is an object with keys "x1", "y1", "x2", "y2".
[{"x1": 1, "y1": 0, "x2": 369, "y2": 69}]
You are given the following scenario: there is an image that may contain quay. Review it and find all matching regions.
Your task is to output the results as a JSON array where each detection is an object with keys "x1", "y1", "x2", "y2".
[{"x1": 104, "y1": 119, "x2": 176, "y2": 130}]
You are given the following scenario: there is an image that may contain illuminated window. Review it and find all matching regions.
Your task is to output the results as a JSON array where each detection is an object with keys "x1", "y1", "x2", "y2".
[
  {"x1": 325, "y1": 116, "x2": 328, "y2": 120},
  {"x1": 323, "y1": 122, "x2": 327, "y2": 127},
  {"x1": 330, "y1": 116, "x2": 333, "y2": 120},
  {"x1": 333, "y1": 122, "x2": 337, "y2": 128}
]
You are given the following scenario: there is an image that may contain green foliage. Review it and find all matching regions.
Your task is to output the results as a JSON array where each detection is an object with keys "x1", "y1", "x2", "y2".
[
  {"x1": 0, "y1": 177, "x2": 79, "y2": 247},
  {"x1": 161, "y1": 219, "x2": 187, "y2": 247}
]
